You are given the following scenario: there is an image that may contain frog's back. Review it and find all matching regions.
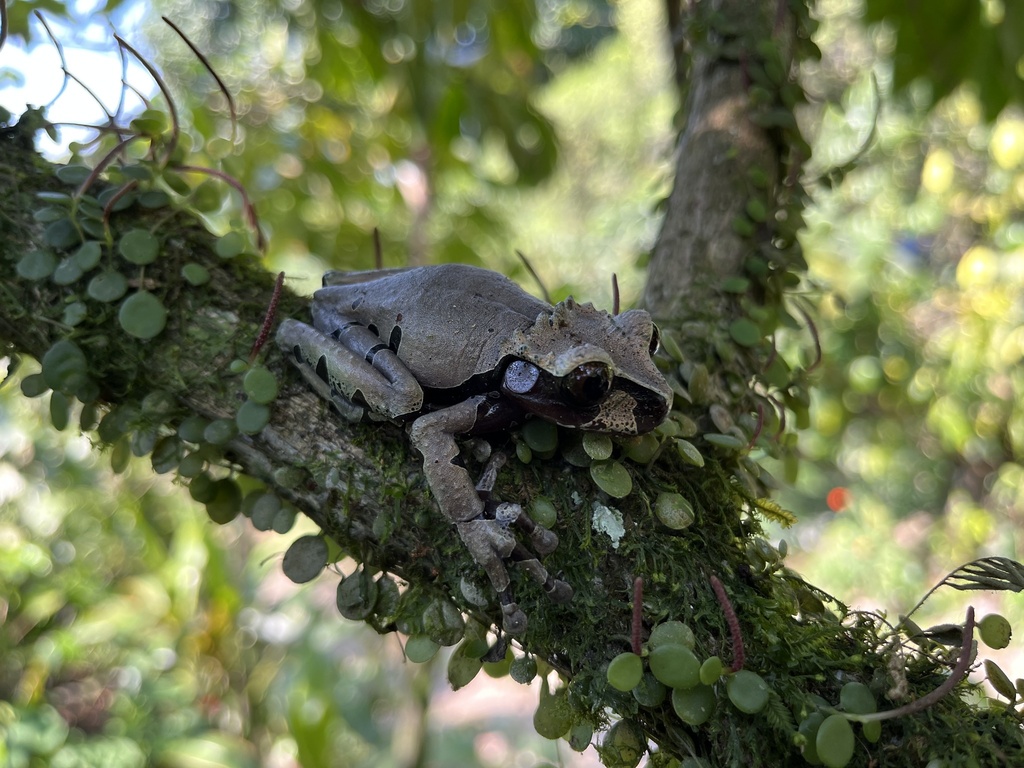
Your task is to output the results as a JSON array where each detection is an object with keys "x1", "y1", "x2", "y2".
[{"x1": 313, "y1": 264, "x2": 549, "y2": 390}]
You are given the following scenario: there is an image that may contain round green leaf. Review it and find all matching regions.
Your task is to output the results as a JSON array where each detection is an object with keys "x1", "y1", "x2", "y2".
[
  {"x1": 49, "y1": 391, "x2": 70, "y2": 431},
  {"x1": 405, "y1": 635, "x2": 441, "y2": 664},
  {"x1": 110, "y1": 437, "x2": 131, "y2": 474},
  {"x1": 607, "y1": 652, "x2": 644, "y2": 692},
  {"x1": 727, "y1": 669, "x2": 770, "y2": 713},
  {"x1": 567, "y1": 721, "x2": 594, "y2": 753},
  {"x1": 583, "y1": 432, "x2": 613, "y2": 460},
  {"x1": 73, "y1": 241, "x2": 103, "y2": 270},
  {"x1": 704, "y1": 432, "x2": 746, "y2": 450},
  {"x1": 17, "y1": 250, "x2": 57, "y2": 281},
  {"x1": 529, "y1": 497, "x2": 557, "y2": 529},
  {"x1": 52, "y1": 256, "x2": 84, "y2": 286},
  {"x1": 649, "y1": 621, "x2": 696, "y2": 650},
  {"x1": 20, "y1": 373, "x2": 49, "y2": 398},
  {"x1": 861, "y1": 719, "x2": 882, "y2": 744},
  {"x1": 139, "y1": 189, "x2": 170, "y2": 209},
  {"x1": 80, "y1": 217, "x2": 105, "y2": 239},
  {"x1": 522, "y1": 418, "x2": 558, "y2": 453},
  {"x1": 205, "y1": 479, "x2": 242, "y2": 525},
  {"x1": 61, "y1": 301, "x2": 88, "y2": 327},
  {"x1": 422, "y1": 599, "x2": 466, "y2": 647},
  {"x1": 44, "y1": 218, "x2": 81, "y2": 250},
  {"x1": 177, "y1": 452, "x2": 205, "y2": 478},
  {"x1": 729, "y1": 317, "x2": 762, "y2": 347},
  {"x1": 815, "y1": 714, "x2": 855, "y2": 768},
  {"x1": 118, "y1": 228, "x2": 160, "y2": 265},
  {"x1": 271, "y1": 505, "x2": 296, "y2": 533},
  {"x1": 177, "y1": 415, "x2": 209, "y2": 443},
  {"x1": 648, "y1": 644, "x2": 700, "y2": 689},
  {"x1": 839, "y1": 681, "x2": 876, "y2": 715},
  {"x1": 215, "y1": 231, "x2": 245, "y2": 259},
  {"x1": 509, "y1": 656, "x2": 537, "y2": 684},
  {"x1": 448, "y1": 641, "x2": 484, "y2": 691},
  {"x1": 41, "y1": 339, "x2": 88, "y2": 393},
  {"x1": 236, "y1": 400, "x2": 271, "y2": 434},
  {"x1": 590, "y1": 460, "x2": 632, "y2": 498},
  {"x1": 243, "y1": 366, "x2": 279, "y2": 404},
  {"x1": 87, "y1": 270, "x2": 128, "y2": 302},
  {"x1": 602, "y1": 720, "x2": 645, "y2": 768},
  {"x1": 631, "y1": 672, "x2": 667, "y2": 707},
  {"x1": 98, "y1": 185, "x2": 136, "y2": 211},
  {"x1": 56, "y1": 163, "x2": 92, "y2": 185},
  {"x1": 33, "y1": 206, "x2": 66, "y2": 223},
  {"x1": 181, "y1": 262, "x2": 210, "y2": 286},
  {"x1": 675, "y1": 438, "x2": 705, "y2": 467},
  {"x1": 118, "y1": 291, "x2": 167, "y2": 339},
  {"x1": 699, "y1": 655, "x2": 724, "y2": 685},
  {"x1": 249, "y1": 493, "x2": 281, "y2": 530},
  {"x1": 203, "y1": 418, "x2": 238, "y2": 446},
  {"x1": 671, "y1": 684, "x2": 716, "y2": 726},
  {"x1": 798, "y1": 713, "x2": 825, "y2": 766},
  {"x1": 532, "y1": 683, "x2": 572, "y2": 739},
  {"x1": 151, "y1": 436, "x2": 183, "y2": 474},
  {"x1": 621, "y1": 433, "x2": 659, "y2": 464},
  {"x1": 336, "y1": 570, "x2": 378, "y2": 621},
  {"x1": 282, "y1": 535, "x2": 329, "y2": 584},
  {"x1": 654, "y1": 492, "x2": 695, "y2": 530}
]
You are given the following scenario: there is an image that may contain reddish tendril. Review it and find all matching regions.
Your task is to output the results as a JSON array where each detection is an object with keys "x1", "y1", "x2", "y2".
[
  {"x1": 710, "y1": 574, "x2": 745, "y2": 672},
  {"x1": 250, "y1": 272, "x2": 284, "y2": 362},
  {"x1": 631, "y1": 576, "x2": 644, "y2": 656}
]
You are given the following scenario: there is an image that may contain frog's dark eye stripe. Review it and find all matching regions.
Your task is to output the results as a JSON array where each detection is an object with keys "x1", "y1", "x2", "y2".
[
  {"x1": 330, "y1": 320, "x2": 363, "y2": 340},
  {"x1": 364, "y1": 343, "x2": 389, "y2": 363}
]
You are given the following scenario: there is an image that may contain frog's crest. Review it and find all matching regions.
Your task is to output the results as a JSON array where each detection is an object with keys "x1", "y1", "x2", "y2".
[{"x1": 501, "y1": 296, "x2": 670, "y2": 402}]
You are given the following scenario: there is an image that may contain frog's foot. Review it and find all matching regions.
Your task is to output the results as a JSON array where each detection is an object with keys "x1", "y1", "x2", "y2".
[
  {"x1": 489, "y1": 503, "x2": 571, "y2": 599},
  {"x1": 457, "y1": 512, "x2": 573, "y2": 635},
  {"x1": 475, "y1": 454, "x2": 559, "y2": 556},
  {"x1": 456, "y1": 518, "x2": 521, "y2": 633}
]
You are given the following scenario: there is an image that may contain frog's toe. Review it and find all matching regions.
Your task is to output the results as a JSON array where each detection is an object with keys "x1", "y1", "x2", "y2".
[
  {"x1": 501, "y1": 602, "x2": 528, "y2": 635},
  {"x1": 545, "y1": 577, "x2": 573, "y2": 604},
  {"x1": 530, "y1": 527, "x2": 558, "y2": 556}
]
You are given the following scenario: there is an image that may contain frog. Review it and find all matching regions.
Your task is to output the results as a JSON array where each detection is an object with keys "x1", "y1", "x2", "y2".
[{"x1": 276, "y1": 263, "x2": 672, "y2": 634}]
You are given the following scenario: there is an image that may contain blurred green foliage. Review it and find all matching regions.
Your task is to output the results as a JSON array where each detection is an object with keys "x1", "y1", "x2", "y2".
[
  {"x1": 147, "y1": 0, "x2": 571, "y2": 274},
  {"x1": 778, "y1": 3, "x2": 1024, "y2": 633},
  {"x1": 864, "y1": 0, "x2": 1024, "y2": 119}
]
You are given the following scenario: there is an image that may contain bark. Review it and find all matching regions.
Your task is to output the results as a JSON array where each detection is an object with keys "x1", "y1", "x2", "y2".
[{"x1": 645, "y1": 0, "x2": 778, "y2": 321}]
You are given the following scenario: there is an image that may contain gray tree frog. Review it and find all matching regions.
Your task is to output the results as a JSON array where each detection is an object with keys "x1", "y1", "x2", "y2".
[{"x1": 276, "y1": 264, "x2": 672, "y2": 634}]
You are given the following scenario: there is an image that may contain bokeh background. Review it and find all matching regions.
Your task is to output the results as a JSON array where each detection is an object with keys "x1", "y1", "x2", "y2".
[{"x1": 2, "y1": 0, "x2": 1024, "y2": 765}]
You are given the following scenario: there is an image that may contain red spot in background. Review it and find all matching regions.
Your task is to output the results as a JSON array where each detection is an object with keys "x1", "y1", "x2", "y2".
[{"x1": 827, "y1": 486, "x2": 850, "y2": 512}]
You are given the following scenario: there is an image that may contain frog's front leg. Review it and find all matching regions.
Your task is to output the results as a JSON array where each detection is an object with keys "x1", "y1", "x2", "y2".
[
  {"x1": 277, "y1": 318, "x2": 423, "y2": 420},
  {"x1": 409, "y1": 398, "x2": 571, "y2": 635}
]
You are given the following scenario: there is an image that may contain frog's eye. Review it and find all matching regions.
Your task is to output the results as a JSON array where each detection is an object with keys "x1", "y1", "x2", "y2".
[
  {"x1": 649, "y1": 324, "x2": 661, "y2": 356},
  {"x1": 563, "y1": 362, "x2": 613, "y2": 406}
]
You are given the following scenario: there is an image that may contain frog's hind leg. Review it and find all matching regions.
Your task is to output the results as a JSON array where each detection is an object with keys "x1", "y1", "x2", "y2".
[{"x1": 410, "y1": 401, "x2": 571, "y2": 635}]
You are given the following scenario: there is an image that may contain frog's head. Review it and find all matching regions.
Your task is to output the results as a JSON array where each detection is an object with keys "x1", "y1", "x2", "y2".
[{"x1": 499, "y1": 298, "x2": 672, "y2": 435}]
